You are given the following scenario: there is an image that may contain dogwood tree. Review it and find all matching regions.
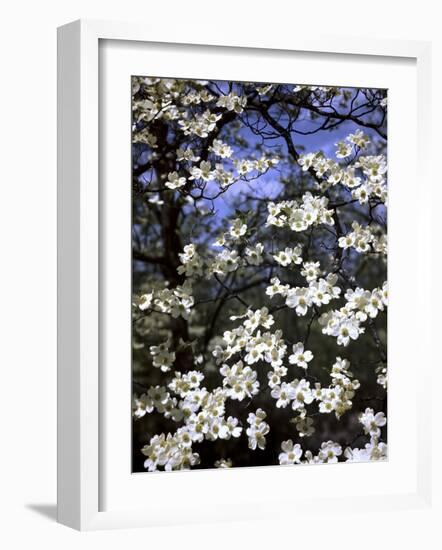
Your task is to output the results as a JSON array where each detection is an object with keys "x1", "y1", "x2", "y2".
[{"x1": 131, "y1": 78, "x2": 387, "y2": 472}]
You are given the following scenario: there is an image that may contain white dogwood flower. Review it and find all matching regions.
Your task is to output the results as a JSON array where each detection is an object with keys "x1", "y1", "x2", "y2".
[
  {"x1": 165, "y1": 171, "x2": 186, "y2": 189},
  {"x1": 209, "y1": 139, "x2": 233, "y2": 158},
  {"x1": 301, "y1": 261, "x2": 320, "y2": 282},
  {"x1": 335, "y1": 140, "x2": 352, "y2": 159},
  {"x1": 359, "y1": 408, "x2": 387, "y2": 438},
  {"x1": 285, "y1": 287, "x2": 312, "y2": 316},
  {"x1": 229, "y1": 218, "x2": 248, "y2": 239},
  {"x1": 138, "y1": 292, "x2": 153, "y2": 311},
  {"x1": 318, "y1": 440, "x2": 342, "y2": 463},
  {"x1": 245, "y1": 243, "x2": 264, "y2": 265},
  {"x1": 279, "y1": 440, "x2": 303, "y2": 465},
  {"x1": 271, "y1": 382, "x2": 295, "y2": 408},
  {"x1": 288, "y1": 342, "x2": 314, "y2": 369}
]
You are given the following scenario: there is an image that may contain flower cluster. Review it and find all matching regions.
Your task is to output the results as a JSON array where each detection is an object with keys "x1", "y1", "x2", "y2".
[
  {"x1": 338, "y1": 222, "x2": 387, "y2": 255},
  {"x1": 266, "y1": 192, "x2": 335, "y2": 232},
  {"x1": 344, "y1": 408, "x2": 387, "y2": 462},
  {"x1": 136, "y1": 281, "x2": 195, "y2": 320},
  {"x1": 177, "y1": 244, "x2": 204, "y2": 278},
  {"x1": 353, "y1": 155, "x2": 388, "y2": 204},
  {"x1": 273, "y1": 246, "x2": 302, "y2": 267},
  {"x1": 319, "y1": 282, "x2": 387, "y2": 346},
  {"x1": 133, "y1": 385, "x2": 182, "y2": 423},
  {"x1": 298, "y1": 133, "x2": 387, "y2": 206},
  {"x1": 272, "y1": 378, "x2": 314, "y2": 414},
  {"x1": 178, "y1": 109, "x2": 222, "y2": 138},
  {"x1": 181, "y1": 88, "x2": 215, "y2": 106},
  {"x1": 314, "y1": 357, "x2": 360, "y2": 418},
  {"x1": 142, "y1": 432, "x2": 201, "y2": 472},
  {"x1": 210, "y1": 248, "x2": 243, "y2": 275},
  {"x1": 319, "y1": 309, "x2": 365, "y2": 347},
  {"x1": 139, "y1": 372, "x2": 246, "y2": 471},
  {"x1": 312, "y1": 441, "x2": 343, "y2": 463},
  {"x1": 216, "y1": 91, "x2": 247, "y2": 113},
  {"x1": 335, "y1": 129, "x2": 370, "y2": 159},
  {"x1": 268, "y1": 354, "x2": 360, "y2": 426},
  {"x1": 220, "y1": 360, "x2": 259, "y2": 401},
  {"x1": 233, "y1": 155, "x2": 279, "y2": 176},
  {"x1": 277, "y1": 273, "x2": 342, "y2": 317},
  {"x1": 212, "y1": 308, "x2": 286, "y2": 369},
  {"x1": 149, "y1": 340, "x2": 176, "y2": 372},
  {"x1": 278, "y1": 430, "x2": 386, "y2": 464}
]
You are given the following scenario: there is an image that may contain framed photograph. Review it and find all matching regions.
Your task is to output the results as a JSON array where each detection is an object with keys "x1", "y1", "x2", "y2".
[{"x1": 57, "y1": 19, "x2": 432, "y2": 530}]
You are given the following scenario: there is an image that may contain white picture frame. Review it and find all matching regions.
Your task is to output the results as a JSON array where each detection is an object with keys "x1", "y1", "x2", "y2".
[{"x1": 57, "y1": 19, "x2": 432, "y2": 531}]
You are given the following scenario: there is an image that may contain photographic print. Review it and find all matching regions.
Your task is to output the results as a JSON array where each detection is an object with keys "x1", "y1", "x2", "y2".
[{"x1": 131, "y1": 77, "x2": 387, "y2": 472}]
